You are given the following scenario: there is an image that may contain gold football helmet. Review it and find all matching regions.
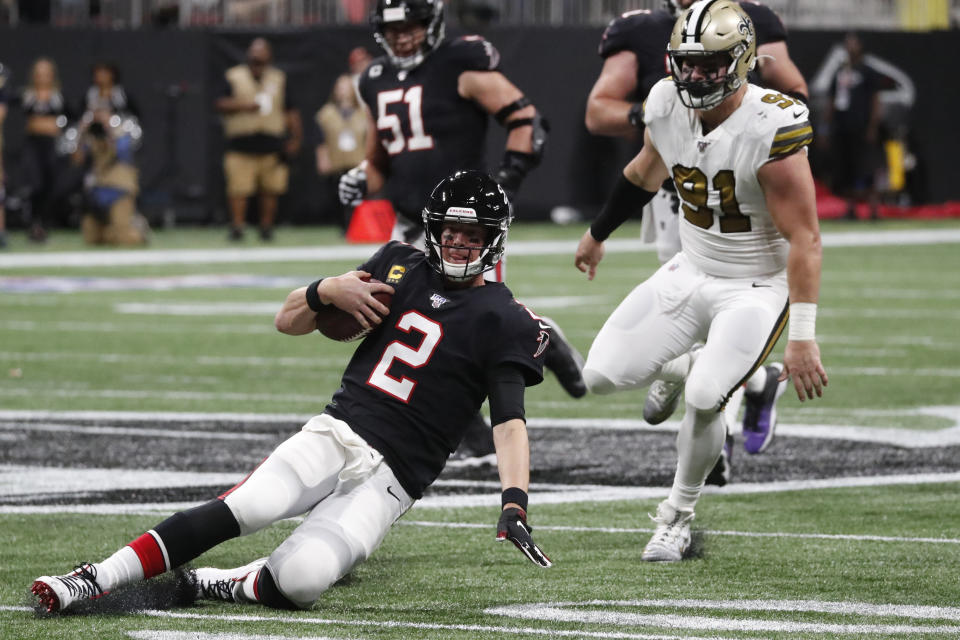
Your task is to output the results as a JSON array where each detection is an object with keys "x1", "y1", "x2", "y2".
[{"x1": 667, "y1": 0, "x2": 756, "y2": 110}]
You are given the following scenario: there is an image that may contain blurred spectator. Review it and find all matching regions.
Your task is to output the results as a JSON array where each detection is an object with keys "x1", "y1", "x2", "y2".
[
  {"x1": 73, "y1": 108, "x2": 149, "y2": 245},
  {"x1": 314, "y1": 73, "x2": 368, "y2": 229},
  {"x1": 215, "y1": 37, "x2": 302, "y2": 241},
  {"x1": 347, "y1": 46, "x2": 373, "y2": 83},
  {"x1": 83, "y1": 62, "x2": 140, "y2": 120},
  {"x1": 0, "y1": 62, "x2": 8, "y2": 248},
  {"x1": 18, "y1": 57, "x2": 74, "y2": 243},
  {"x1": 823, "y1": 33, "x2": 882, "y2": 220}
]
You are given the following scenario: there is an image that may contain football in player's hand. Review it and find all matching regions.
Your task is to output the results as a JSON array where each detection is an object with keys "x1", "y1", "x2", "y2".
[{"x1": 315, "y1": 278, "x2": 392, "y2": 342}]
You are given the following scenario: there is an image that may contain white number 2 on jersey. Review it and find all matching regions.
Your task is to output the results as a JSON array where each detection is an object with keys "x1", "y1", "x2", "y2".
[
  {"x1": 376, "y1": 86, "x2": 434, "y2": 155},
  {"x1": 367, "y1": 311, "x2": 442, "y2": 402}
]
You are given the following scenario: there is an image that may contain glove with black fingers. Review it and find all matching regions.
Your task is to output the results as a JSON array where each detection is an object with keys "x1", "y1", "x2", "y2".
[
  {"x1": 494, "y1": 150, "x2": 539, "y2": 210},
  {"x1": 338, "y1": 165, "x2": 367, "y2": 207},
  {"x1": 496, "y1": 507, "x2": 552, "y2": 568}
]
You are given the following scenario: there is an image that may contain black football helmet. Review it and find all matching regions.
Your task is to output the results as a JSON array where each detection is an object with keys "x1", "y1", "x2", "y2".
[
  {"x1": 423, "y1": 170, "x2": 511, "y2": 282},
  {"x1": 371, "y1": 0, "x2": 445, "y2": 71}
]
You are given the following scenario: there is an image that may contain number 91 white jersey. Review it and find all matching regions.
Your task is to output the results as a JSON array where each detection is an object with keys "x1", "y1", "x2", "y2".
[{"x1": 643, "y1": 78, "x2": 813, "y2": 279}]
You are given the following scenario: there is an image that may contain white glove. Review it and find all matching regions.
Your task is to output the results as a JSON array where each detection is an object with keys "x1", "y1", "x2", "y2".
[{"x1": 338, "y1": 165, "x2": 368, "y2": 207}]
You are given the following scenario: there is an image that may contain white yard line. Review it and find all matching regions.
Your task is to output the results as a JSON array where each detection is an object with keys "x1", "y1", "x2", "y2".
[
  {"x1": 3, "y1": 408, "x2": 960, "y2": 448},
  {"x1": 2, "y1": 229, "x2": 958, "y2": 270},
  {"x1": 0, "y1": 351, "x2": 348, "y2": 368},
  {"x1": 3, "y1": 469, "x2": 960, "y2": 516},
  {"x1": 4, "y1": 601, "x2": 958, "y2": 638}
]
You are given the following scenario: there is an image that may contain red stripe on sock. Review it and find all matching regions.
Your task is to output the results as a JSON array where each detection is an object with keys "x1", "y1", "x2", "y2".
[
  {"x1": 128, "y1": 532, "x2": 167, "y2": 579},
  {"x1": 252, "y1": 568, "x2": 261, "y2": 602}
]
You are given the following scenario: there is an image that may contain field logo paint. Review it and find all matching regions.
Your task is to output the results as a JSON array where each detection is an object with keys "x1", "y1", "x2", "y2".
[{"x1": 486, "y1": 599, "x2": 960, "y2": 635}]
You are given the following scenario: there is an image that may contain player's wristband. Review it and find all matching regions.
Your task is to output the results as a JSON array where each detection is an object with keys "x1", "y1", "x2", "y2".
[
  {"x1": 501, "y1": 487, "x2": 528, "y2": 511},
  {"x1": 590, "y1": 174, "x2": 657, "y2": 242},
  {"x1": 788, "y1": 302, "x2": 817, "y2": 341},
  {"x1": 305, "y1": 279, "x2": 328, "y2": 312},
  {"x1": 627, "y1": 102, "x2": 644, "y2": 129}
]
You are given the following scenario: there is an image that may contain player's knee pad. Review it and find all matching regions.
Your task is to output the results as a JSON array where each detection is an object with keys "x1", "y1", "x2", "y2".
[
  {"x1": 582, "y1": 367, "x2": 616, "y2": 395},
  {"x1": 684, "y1": 371, "x2": 724, "y2": 413},
  {"x1": 271, "y1": 522, "x2": 360, "y2": 609}
]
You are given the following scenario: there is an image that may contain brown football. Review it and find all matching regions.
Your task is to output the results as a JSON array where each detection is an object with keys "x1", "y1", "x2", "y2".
[{"x1": 315, "y1": 277, "x2": 392, "y2": 342}]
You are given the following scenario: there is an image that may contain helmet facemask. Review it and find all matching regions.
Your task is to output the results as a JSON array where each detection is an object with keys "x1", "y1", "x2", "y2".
[
  {"x1": 667, "y1": 0, "x2": 756, "y2": 110},
  {"x1": 423, "y1": 209, "x2": 508, "y2": 282},
  {"x1": 372, "y1": 0, "x2": 445, "y2": 71},
  {"x1": 669, "y1": 49, "x2": 740, "y2": 110},
  {"x1": 421, "y1": 170, "x2": 512, "y2": 283}
]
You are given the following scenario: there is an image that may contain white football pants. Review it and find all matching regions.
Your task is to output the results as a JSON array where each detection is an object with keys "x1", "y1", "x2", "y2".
[{"x1": 221, "y1": 414, "x2": 413, "y2": 608}]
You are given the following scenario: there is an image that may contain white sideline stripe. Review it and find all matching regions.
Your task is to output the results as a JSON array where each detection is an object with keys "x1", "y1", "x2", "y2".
[
  {"x1": 113, "y1": 296, "x2": 608, "y2": 316},
  {"x1": 3, "y1": 603, "x2": 956, "y2": 638},
  {"x1": 0, "y1": 422, "x2": 279, "y2": 441},
  {"x1": 555, "y1": 599, "x2": 960, "y2": 621},
  {"x1": 0, "y1": 351, "x2": 348, "y2": 368},
  {"x1": 486, "y1": 600, "x2": 960, "y2": 635},
  {"x1": 403, "y1": 520, "x2": 960, "y2": 546},
  {"x1": 2, "y1": 228, "x2": 958, "y2": 269},
  {"x1": 136, "y1": 610, "x2": 736, "y2": 640},
  {"x1": 0, "y1": 388, "x2": 326, "y2": 404},
  {"x1": 127, "y1": 630, "x2": 352, "y2": 640},
  {"x1": 115, "y1": 302, "x2": 284, "y2": 316},
  {"x1": 0, "y1": 320, "x2": 273, "y2": 334},
  {"x1": 0, "y1": 465, "x2": 242, "y2": 497},
  {"x1": 4, "y1": 408, "x2": 960, "y2": 448},
  {"x1": 3, "y1": 470, "x2": 960, "y2": 516},
  {"x1": 128, "y1": 633, "x2": 348, "y2": 640}
]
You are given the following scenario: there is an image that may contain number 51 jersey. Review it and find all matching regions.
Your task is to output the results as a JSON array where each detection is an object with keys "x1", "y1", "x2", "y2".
[
  {"x1": 643, "y1": 78, "x2": 813, "y2": 279},
  {"x1": 358, "y1": 37, "x2": 501, "y2": 221},
  {"x1": 323, "y1": 241, "x2": 546, "y2": 499}
]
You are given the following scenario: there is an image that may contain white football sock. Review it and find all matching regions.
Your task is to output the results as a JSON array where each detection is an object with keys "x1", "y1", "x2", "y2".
[
  {"x1": 94, "y1": 545, "x2": 144, "y2": 591},
  {"x1": 745, "y1": 365, "x2": 768, "y2": 394},
  {"x1": 668, "y1": 405, "x2": 726, "y2": 512}
]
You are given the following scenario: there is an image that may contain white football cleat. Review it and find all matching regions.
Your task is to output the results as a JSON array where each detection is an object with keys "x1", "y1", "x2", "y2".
[
  {"x1": 641, "y1": 501, "x2": 694, "y2": 562},
  {"x1": 32, "y1": 563, "x2": 107, "y2": 613},
  {"x1": 192, "y1": 558, "x2": 267, "y2": 603}
]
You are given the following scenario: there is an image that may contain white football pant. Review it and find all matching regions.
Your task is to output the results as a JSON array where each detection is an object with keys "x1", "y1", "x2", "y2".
[
  {"x1": 582, "y1": 252, "x2": 787, "y2": 509},
  {"x1": 222, "y1": 414, "x2": 413, "y2": 608}
]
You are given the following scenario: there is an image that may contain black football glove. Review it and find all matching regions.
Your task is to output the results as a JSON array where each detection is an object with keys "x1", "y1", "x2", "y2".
[
  {"x1": 496, "y1": 507, "x2": 552, "y2": 568},
  {"x1": 338, "y1": 165, "x2": 367, "y2": 207}
]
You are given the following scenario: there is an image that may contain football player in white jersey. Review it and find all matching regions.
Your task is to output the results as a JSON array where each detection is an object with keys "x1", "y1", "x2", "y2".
[
  {"x1": 575, "y1": 0, "x2": 827, "y2": 562},
  {"x1": 586, "y1": 0, "x2": 808, "y2": 473}
]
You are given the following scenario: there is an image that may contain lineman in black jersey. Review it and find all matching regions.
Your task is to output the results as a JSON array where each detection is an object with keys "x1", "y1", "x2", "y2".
[
  {"x1": 585, "y1": 0, "x2": 806, "y2": 482},
  {"x1": 340, "y1": 0, "x2": 547, "y2": 240},
  {"x1": 340, "y1": 0, "x2": 585, "y2": 459},
  {"x1": 31, "y1": 171, "x2": 551, "y2": 616}
]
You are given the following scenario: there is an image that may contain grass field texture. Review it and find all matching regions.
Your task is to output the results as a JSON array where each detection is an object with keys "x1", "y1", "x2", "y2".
[{"x1": 2, "y1": 219, "x2": 960, "y2": 639}]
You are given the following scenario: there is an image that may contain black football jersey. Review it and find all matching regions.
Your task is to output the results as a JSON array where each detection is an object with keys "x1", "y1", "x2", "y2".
[
  {"x1": 598, "y1": 2, "x2": 788, "y2": 103},
  {"x1": 358, "y1": 36, "x2": 500, "y2": 221},
  {"x1": 324, "y1": 241, "x2": 546, "y2": 499}
]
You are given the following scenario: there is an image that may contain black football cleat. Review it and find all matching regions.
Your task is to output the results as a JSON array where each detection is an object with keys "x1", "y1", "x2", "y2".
[{"x1": 541, "y1": 319, "x2": 586, "y2": 398}]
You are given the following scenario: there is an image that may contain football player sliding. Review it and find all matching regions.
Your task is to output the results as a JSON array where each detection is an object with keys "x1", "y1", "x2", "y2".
[
  {"x1": 339, "y1": 1, "x2": 587, "y2": 461},
  {"x1": 575, "y1": 0, "x2": 828, "y2": 562},
  {"x1": 586, "y1": 0, "x2": 809, "y2": 482},
  {"x1": 32, "y1": 170, "x2": 551, "y2": 615}
]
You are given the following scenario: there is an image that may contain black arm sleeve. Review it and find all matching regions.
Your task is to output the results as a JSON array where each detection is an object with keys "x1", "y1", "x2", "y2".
[
  {"x1": 590, "y1": 173, "x2": 658, "y2": 241},
  {"x1": 488, "y1": 364, "x2": 527, "y2": 426}
]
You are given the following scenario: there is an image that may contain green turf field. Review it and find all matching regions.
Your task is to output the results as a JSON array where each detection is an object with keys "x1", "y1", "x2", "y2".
[{"x1": 2, "y1": 220, "x2": 960, "y2": 639}]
